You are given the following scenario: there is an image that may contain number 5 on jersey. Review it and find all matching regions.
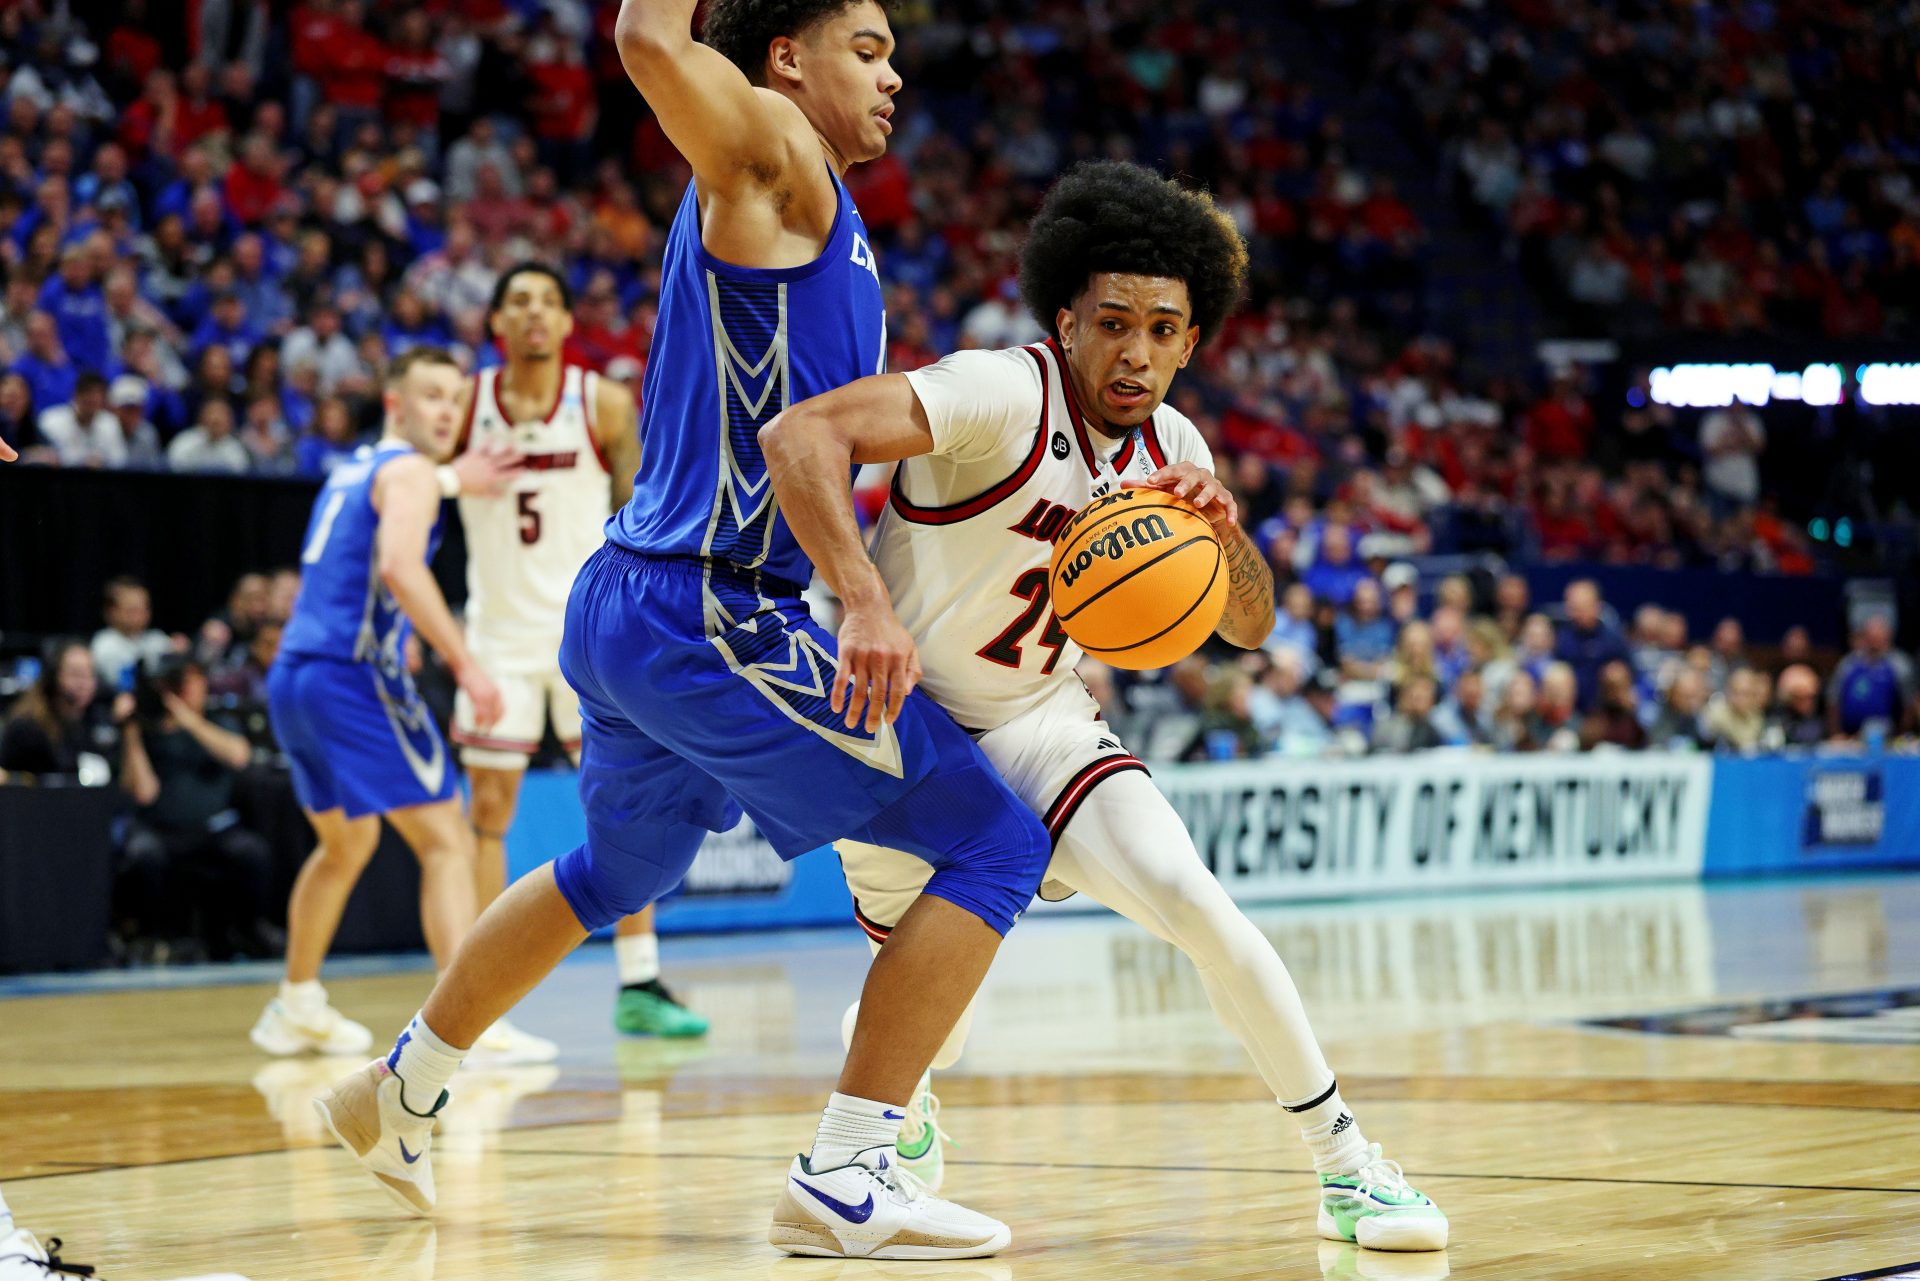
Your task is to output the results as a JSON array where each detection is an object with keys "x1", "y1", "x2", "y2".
[{"x1": 517, "y1": 491, "x2": 541, "y2": 545}]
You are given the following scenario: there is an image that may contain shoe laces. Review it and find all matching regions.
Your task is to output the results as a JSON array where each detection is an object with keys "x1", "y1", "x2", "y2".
[
  {"x1": 868, "y1": 1159, "x2": 934, "y2": 1208},
  {"x1": 901, "y1": 1088, "x2": 954, "y2": 1150},
  {"x1": 4, "y1": 1234, "x2": 97, "y2": 1277},
  {"x1": 1347, "y1": 1144, "x2": 1416, "y2": 1200}
]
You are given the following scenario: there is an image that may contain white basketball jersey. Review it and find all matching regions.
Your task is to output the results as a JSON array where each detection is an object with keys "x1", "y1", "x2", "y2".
[
  {"x1": 871, "y1": 340, "x2": 1213, "y2": 732},
  {"x1": 458, "y1": 364, "x2": 611, "y2": 669}
]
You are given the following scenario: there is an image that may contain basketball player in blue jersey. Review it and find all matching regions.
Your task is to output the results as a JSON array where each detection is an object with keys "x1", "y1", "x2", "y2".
[
  {"x1": 314, "y1": 0, "x2": 1050, "y2": 1258},
  {"x1": 254, "y1": 347, "x2": 554, "y2": 1067}
]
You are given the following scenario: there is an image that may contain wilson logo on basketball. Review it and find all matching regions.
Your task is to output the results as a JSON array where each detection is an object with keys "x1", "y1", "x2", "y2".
[{"x1": 1057, "y1": 513, "x2": 1175, "y2": 589}]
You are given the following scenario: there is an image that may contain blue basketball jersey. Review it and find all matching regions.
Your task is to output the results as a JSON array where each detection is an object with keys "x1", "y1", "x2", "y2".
[
  {"x1": 280, "y1": 441, "x2": 443, "y2": 671},
  {"x1": 607, "y1": 169, "x2": 886, "y2": 585}
]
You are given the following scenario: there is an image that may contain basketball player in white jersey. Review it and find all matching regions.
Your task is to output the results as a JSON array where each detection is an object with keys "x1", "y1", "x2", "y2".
[
  {"x1": 452, "y1": 263, "x2": 707, "y2": 1038},
  {"x1": 762, "y1": 161, "x2": 1448, "y2": 1252}
]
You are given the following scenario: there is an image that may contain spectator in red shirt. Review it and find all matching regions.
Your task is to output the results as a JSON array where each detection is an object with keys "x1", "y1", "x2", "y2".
[
  {"x1": 173, "y1": 64, "x2": 231, "y2": 157},
  {"x1": 223, "y1": 134, "x2": 285, "y2": 226},
  {"x1": 384, "y1": 11, "x2": 450, "y2": 139},
  {"x1": 526, "y1": 33, "x2": 597, "y2": 184},
  {"x1": 1523, "y1": 368, "x2": 1595, "y2": 462}
]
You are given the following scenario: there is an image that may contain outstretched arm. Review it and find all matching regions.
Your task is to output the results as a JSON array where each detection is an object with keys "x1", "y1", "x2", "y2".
[
  {"x1": 761, "y1": 373, "x2": 935, "y2": 732},
  {"x1": 613, "y1": 0, "x2": 798, "y2": 200}
]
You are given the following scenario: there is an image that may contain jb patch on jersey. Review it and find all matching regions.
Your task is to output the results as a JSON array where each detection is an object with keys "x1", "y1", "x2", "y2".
[{"x1": 869, "y1": 338, "x2": 1214, "y2": 733}]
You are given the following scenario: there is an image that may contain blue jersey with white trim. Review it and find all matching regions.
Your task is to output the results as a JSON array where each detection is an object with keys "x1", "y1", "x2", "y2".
[
  {"x1": 279, "y1": 441, "x2": 443, "y2": 670},
  {"x1": 606, "y1": 170, "x2": 885, "y2": 585}
]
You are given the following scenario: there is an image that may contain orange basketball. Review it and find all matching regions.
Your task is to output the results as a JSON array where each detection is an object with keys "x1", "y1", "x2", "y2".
[{"x1": 1048, "y1": 489, "x2": 1227, "y2": 670}]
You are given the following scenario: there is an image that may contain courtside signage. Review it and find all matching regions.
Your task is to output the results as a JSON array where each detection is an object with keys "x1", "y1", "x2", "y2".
[{"x1": 1125, "y1": 753, "x2": 1712, "y2": 902}]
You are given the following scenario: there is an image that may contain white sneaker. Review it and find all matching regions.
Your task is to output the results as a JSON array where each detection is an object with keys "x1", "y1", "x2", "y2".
[
  {"x1": 311, "y1": 1058, "x2": 443, "y2": 1215},
  {"x1": 463, "y1": 1017, "x2": 558, "y2": 1068},
  {"x1": 770, "y1": 1148, "x2": 1010, "y2": 1259},
  {"x1": 893, "y1": 1072, "x2": 950, "y2": 1192},
  {"x1": 0, "y1": 1227, "x2": 252, "y2": 1279},
  {"x1": 250, "y1": 993, "x2": 373, "y2": 1057}
]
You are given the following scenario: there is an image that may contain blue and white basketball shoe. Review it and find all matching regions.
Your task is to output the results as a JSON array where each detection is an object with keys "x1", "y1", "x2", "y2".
[{"x1": 770, "y1": 1147, "x2": 1010, "y2": 1259}]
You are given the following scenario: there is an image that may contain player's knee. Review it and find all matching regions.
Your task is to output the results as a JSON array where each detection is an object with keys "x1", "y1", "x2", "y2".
[
  {"x1": 467, "y1": 771, "x2": 521, "y2": 829},
  {"x1": 925, "y1": 804, "x2": 1050, "y2": 935},
  {"x1": 554, "y1": 828, "x2": 698, "y2": 932}
]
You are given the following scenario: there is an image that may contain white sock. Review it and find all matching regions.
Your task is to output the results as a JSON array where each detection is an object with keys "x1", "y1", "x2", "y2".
[
  {"x1": 388, "y1": 1012, "x2": 466, "y2": 1116},
  {"x1": 280, "y1": 978, "x2": 326, "y2": 1017},
  {"x1": 616, "y1": 932, "x2": 660, "y2": 987},
  {"x1": 808, "y1": 1092, "x2": 903, "y2": 1170},
  {"x1": 1285, "y1": 1079, "x2": 1369, "y2": 1174}
]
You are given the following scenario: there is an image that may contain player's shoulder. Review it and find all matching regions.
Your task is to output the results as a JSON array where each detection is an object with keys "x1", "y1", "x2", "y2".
[
  {"x1": 1149, "y1": 400, "x2": 1211, "y2": 463},
  {"x1": 375, "y1": 448, "x2": 436, "y2": 485},
  {"x1": 914, "y1": 343, "x2": 1048, "y2": 393}
]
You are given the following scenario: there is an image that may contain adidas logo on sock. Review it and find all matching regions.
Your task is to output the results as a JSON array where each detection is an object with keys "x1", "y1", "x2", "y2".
[{"x1": 1329, "y1": 1113, "x2": 1354, "y2": 1137}]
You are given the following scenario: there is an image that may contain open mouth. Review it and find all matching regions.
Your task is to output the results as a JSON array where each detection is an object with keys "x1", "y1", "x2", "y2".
[
  {"x1": 1106, "y1": 378, "x2": 1151, "y2": 408},
  {"x1": 875, "y1": 105, "x2": 894, "y2": 133}
]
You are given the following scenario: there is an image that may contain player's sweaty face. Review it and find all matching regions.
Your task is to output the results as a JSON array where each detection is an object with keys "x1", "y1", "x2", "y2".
[
  {"x1": 395, "y1": 364, "x2": 467, "y2": 461},
  {"x1": 491, "y1": 273, "x2": 573, "y2": 359},
  {"x1": 796, "y1": 2, "x2": 901, "y2": 165},
  {"x1": 1059, "y1": 273, "x2": 1200, "y2": 435}
]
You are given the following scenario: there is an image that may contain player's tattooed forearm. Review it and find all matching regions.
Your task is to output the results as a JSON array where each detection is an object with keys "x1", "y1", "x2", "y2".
[{"x1": 1223, "y1": 526, "x2": 1273, "y2": 621}]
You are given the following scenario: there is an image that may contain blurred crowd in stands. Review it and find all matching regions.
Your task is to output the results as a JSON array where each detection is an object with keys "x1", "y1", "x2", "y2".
[
  {"x1": 0, "y1": 0, "x2": 1916, "y2": 784},
  {"x1": 2, "y1": 0, "x2": 1908, "y2": 577},
  {"x1": 1359, "y1": 0, "x2": 1920, "y2": 342}
]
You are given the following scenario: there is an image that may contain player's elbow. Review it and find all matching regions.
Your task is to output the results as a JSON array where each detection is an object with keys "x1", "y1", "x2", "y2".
[
  {"x1": 376, "y1": 554, "x2": 414, "y2": 594},
  {"x1": 759, "y1": 405, "x2": 839, "y2": 470},
  {"x1": 613, "y1": 4, "x2": 678, "y2": 68}
]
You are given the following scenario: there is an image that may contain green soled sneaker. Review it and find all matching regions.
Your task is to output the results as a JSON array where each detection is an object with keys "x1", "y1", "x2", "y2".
[
  {"x1": 1317, "y1": 1144, "x2": 1448, "y2": 1252},
  {"x1": 614, "y1": 979, "x2": 710, "y2": 1038},
  {"x1": 894, "y1": 1072, "x2": 951, "y2": 1192}
]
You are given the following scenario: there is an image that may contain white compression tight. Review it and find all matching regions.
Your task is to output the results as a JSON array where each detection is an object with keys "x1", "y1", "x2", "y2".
[
  {"x1": 846, "y1": 769, "x2": 1337, "y2": 1103},
  {"x1": 1045, "y1": 768, "x2": 1335, "y2": 1104}
]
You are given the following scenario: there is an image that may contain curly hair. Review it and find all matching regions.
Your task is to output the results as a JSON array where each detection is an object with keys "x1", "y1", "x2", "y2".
[
  {"x1": 1018, "y1": 160, "x2": 1249, "y2": 345},
  {"x1": 702, "y1": 0, "x2": 891, "y2": 86}
]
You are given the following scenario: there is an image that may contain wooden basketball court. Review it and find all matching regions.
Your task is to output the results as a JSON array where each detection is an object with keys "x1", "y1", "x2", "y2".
[{"x1": 5, "y1": 874, "x2": 1919, "y2": 1280}]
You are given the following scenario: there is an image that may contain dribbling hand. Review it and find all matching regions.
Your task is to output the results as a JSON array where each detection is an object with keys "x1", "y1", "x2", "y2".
[
  {"x1": 1124, "y1": 463, "x2": 1239, "y2": 533},
  {"x1": 833, "y1": 601, "x2": 922, "y2": 734},
  {"x1": 458, "y1": 660, "x2": 506, "y2": 730}
]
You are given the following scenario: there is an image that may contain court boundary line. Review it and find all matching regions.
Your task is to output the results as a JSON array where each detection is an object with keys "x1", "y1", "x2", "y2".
[
  {"x1": 16, "y1": 1142, "x2": 1920, "y2": 1200},
  {"x1": 1810, "y1": 1263, "x2": 1920, "y2": 1281}
]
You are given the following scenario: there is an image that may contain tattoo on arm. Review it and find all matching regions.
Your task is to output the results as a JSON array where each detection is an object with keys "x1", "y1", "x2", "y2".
[{"x1": 1218, "y1": 525, "x2": 1275, "y2": 647}]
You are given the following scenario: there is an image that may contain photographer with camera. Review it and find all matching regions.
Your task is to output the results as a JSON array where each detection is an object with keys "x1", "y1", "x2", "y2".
[{"x1": 118, "y1": 654, "x2": 281, "y2": 963}]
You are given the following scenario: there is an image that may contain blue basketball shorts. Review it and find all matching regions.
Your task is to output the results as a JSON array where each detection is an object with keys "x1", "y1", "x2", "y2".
[
  {"x1": 550, "y1": 545, "x2": 1049, "y2": 934},
  {"x1": 268, "y1": 654, "x2": 458, "y2": 819}
]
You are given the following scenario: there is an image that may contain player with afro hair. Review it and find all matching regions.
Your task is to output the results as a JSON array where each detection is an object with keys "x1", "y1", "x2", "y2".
[{"x1": 1019, "y1": 159, "x2": 1250, "y2": 346}]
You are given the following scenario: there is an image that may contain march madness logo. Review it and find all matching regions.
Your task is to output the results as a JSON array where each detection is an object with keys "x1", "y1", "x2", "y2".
[{"x1": 1801, "y1": 769, "x2": 1885, "y2": 847}]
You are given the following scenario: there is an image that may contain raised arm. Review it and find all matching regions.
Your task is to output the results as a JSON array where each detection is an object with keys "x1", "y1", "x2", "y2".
[
  {"x1": 373, "y1": 454, "x2": 502, "y2": 727},
  {"x1": 760, "y1": 373, "x2": 936, "y2": 731},
  {"x1": 613, "y1": 0, "x2": 799, "y2": 199},
  {"x1": 593, "y1": 375, "x2": 642, "y2": 510}
]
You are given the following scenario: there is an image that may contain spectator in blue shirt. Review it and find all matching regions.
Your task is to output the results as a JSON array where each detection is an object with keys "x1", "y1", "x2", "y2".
[
  {"x1": 293, "y1": 395, "x2": 363, "y2": 478},
  {"x1": 1826, "y1": 616, "x2": 1916, "y2": 740},
  {"x1": 37, "y1": 246, "x2": 112, "y2": 373},
  {"x1": 1552, "y1": 579, "x2": 1630, "y2": 712},
  {"x1": 72, "y1": 143, "x2": 141, "y2": 230},
  {"x1": 1335, "y1": 578, "x2": 1397, "y2": 678},
  {"x1": 1266, "y1": 582, "x2": 1321, "y2": 674},
  {"x1": 9, "y1": 311, "x2": 77, "y2": 412},
  {"x1": 231, "y1": 235, "x2": 294, "y2": 337},
  {"x1": 1301, "y1": 522, "x2": 1372, "y2": 607},
  {"x1": 190, "y1": 292, "x2": 262, "y2": 369}
]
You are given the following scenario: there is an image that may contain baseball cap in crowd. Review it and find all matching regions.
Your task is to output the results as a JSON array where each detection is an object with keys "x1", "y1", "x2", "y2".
[
  {"x1": 1308, "y1": 668, "x2": 1342, "y2": 696},
  {"x1": 406, "y1": 179, "x2": 441, "y2": 206},
  {"x1": 1382, "y1": 563, "x2": 1418, "y2": 592},
  {"x1": 108, "y1": 374, "x2": 148, "y2": 408}
]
